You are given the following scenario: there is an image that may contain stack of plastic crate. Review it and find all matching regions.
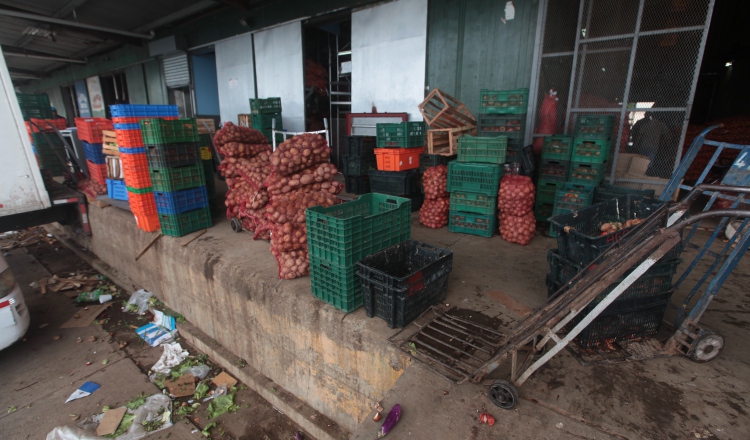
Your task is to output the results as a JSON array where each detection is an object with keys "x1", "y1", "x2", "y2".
[
  {"x1": 369, "y1": 122, "x2": 425, "y2": 210},
  {"x1": 249, "y1": 98, "x2": 283, "y2": 144},
  {"x1": 141, "y1": 118, "x2": 212, "y2": 237},
  {"x1": 477, "y1": 88, "x2": 528, "y2": 163},
  {"x1": 16, "y1": 93, "x2": 66, "y2": 176},
  {"x1": 306, "y1": 194, "x2": 412, "y2": 312},
  {"x1": 569, "y1": 115, "x2": 615, "y2": 186},
  {"x1": 342, "y1": 135, "x2": 376, "y2": 195},
  {"x1": 111, "y1": 104, "x2": 180, "y2": 232},
  {"x1": 548, "y1": 182, "x2": 595, "y2": 238},
  {"x1": 75, "y1": 117, "x2": 114, "y2": 186},
  {"x1": 535, "y1": 135, "x2": 574, "y2": 222},
  {"x1": 546, "y1": 195, "x2": 683, "y2": 348},
  {"x1": 197, "y1": 133, "x2": 217, "y2": 210}
]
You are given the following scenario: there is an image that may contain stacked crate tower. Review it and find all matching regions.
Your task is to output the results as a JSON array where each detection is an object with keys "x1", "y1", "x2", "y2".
[
  {"x1": 110, "y1": 104, "x2": 180, "y2": 233},
  {"x1": 75, "y1": 117, "x2": 116, "y2": 189},
  {"x1": 341, "y1": 135, "x2": 376, "y2": 195},
  {"x1": 476, "y1": 88, "x2": 528, "y2": 163},
  {"x1": 17, "y1": 93, "x2": 67, "y2": 177},
  {"x1": 140, "y1": 118, "x2": 212, "y2": 237},
  {"x1": 368, "y1": 121, "x2": 425, "y2": 208},
  {"x1": 249, "y1": 98, "x2": 283, "y2": 145}
]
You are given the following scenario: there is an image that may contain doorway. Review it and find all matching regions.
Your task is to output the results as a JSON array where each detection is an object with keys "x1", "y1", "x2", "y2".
[{"x1": 303, "y1": 14, "x2": 351, "y2": 168}]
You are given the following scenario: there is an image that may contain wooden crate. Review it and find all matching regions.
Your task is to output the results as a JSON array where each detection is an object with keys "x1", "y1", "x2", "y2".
[
  {"x1": 102, "y1": 130, "x2": 117, "y2": 145},
  {"x1": 196, "y1": 118, "x2": 215, "y2": 134},
  {"x1": 419, "y1": 88, "x2": 476, "y2": 129},
  {"x1": 238, "y1": 114, "x2": 251, "y2": 127},
  {"x1": 427, "y1": 126, "x2": 476, "y2": 156}
]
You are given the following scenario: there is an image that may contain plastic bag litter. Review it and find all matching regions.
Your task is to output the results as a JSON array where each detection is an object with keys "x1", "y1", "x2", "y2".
[
  {"x1": 186, "y1": 364, "x2": 211, "y2": 380},
  {"x1": 150, "y1": 342, "x2": 189, "y2": 375},
  {"x1": 46, "y1": 394, "x2": 172, "y2": 440},
  {"x1": 124, "y1": 289, "x2": 152, "y2": 315}
]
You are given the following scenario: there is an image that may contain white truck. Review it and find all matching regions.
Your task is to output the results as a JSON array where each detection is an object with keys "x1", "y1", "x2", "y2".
[{"x1": 0, "y1": 48, "x2": 89, "y2": 234}]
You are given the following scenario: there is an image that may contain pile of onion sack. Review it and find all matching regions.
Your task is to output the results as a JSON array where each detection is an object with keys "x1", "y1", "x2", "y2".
[
  {"x1": 419, "y1": 164, "x2": 450, "y2": 228},
  {"x1": 259, "y1": 133, "x2": 342, "y2": 279},
  {"x1": 215, "y1": 123, "x2": 272, "y2": 236},
  {"x1": 497, "y1": 174, "x2": 536, "y2": 246}
]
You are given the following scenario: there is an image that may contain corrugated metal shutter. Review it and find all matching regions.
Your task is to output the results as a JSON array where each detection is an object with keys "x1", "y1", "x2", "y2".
[{"x1": 162, "y1": 53, "x2": 190, "y2": 88}]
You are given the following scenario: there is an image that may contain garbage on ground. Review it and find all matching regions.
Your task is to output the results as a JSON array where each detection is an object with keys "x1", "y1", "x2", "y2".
[
  {"x1": 124, "y1": 289, "x2": 153, "y2": 315},
  {"x1": 65, "y1": 381, "x2": 100, "y2": 403},
  {"x1": 211, "y1": 371, "x2": 237, "y2": 388},
  {"x1": 96, "y1": 407, "x2": 126, "y2": 436},
  {"x1": 164, "y1": 374, "x2": 196, "y2": 397},
  {"x1": 60, "y1": 304, "x2": 111, "y2": 329},
  {"x1": 377, "y1": 404, "x2": 401, "y2": 438},
  {"x1": 150, "y1": 342, "x2": 189, "y2": 374},
  {"x1": 479, "y1": 411, "x2": 495, "y2": 426},
  {"x1": 47, "y1": 393, "x2": 172, "y2": 440},
  {"x1": 206, "y1": 389, "x2": 239, "y2": 419},
  {"x1": 76, "y1": 287, "x2": 111, "y2": 303},
  {"x1": 136, "y1": 310, "x2": 177, "y2": 347}
]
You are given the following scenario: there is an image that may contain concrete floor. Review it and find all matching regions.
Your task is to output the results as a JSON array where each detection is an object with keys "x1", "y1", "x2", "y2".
[{"x1": 47, "y1": 199, "x2": 750, "y2": 440}]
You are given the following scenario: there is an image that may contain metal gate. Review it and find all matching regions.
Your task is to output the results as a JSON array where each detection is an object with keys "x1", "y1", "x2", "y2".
[{"x1": 529, "y1": 0, "x2": 714, "y2": 192}]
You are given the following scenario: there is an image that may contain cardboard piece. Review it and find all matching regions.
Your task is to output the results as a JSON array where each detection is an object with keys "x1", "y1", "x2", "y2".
[
  {"x1": 614, "y1": 153, "x2": 650, "y2": 177},
  {"x1": 136, "y1": 310, "x2": 178, "y2": 347},
  {"x1": 211, "y1": 371, "x2": 237, "y2": 388},
  {"x1": 165, "y1": 374, "x2": 196, "y2": 397},
  {"x1": 60, "y1": 304, "x2": 111, "y2": 328},
  {"x1": 96, "y1": 407, "x2": 127, "y2": 436},
  {"x1": 628, "y1": 155, "x2": 651, "y2": 176}
]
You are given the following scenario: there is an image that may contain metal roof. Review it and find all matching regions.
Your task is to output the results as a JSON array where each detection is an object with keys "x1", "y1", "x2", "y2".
[{"x1": 0, "y1": 0, "x2": 224, "y2": 82}]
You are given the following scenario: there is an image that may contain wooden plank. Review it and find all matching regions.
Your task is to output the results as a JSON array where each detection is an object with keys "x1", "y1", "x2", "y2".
[
  {"x1": 135, "y1": 233, "x2": 162, "y2": 261},
  {"x1": 180, "y1": 229, "x2": 206, "y2": 246}
]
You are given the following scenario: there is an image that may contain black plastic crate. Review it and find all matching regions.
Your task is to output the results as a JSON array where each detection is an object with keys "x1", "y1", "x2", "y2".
[
  {"x1": 146, "y1": 142, "x2": 201, "y2": 168},
  {"x1": 345, "y1": 136, "x2": 377, "y2": 156},
  {"x1": 342, "y1": 155, "x2": 377, "y2": 176},
  {"x1": 419, "y1": 154, "x2": 456, "y2": 173},
  {"x1": 408, "y1": 192, "x2": 424, "y2": 212},
  {"x1": 549, "y1": 195, "x2": 678, "y2": 267},
  {"x1": 358, "y1": 240, "x2": 453, "y2": 328},
  {"x1": 570, "y1": 292, "x2": 672, "y2": 348},
  {"x1": 344, "y1": 175, "x2": 370, "y2": 195},
  {"x1": 368, "y1": 169, "x2": 419, "y2": 196},
  {"x1": 594, "y1": 184, "x2": 656, "y2": 204}
]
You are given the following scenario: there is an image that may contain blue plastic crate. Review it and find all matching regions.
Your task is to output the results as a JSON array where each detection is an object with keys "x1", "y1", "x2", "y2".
[
  {"x1": 82, "y1": 141, "x2": 106, "y2": 164},
  {"x1": 118, "y1": 147, "x2": 146, "y2": 154},
  {"x1": 109, "y1": 104, "x2": 179, "y2": 118},
  {"x1": 154, "y1": 186, "x2": 209, "y2": 215},
  {"x1": 114, "y1": 123, "x2": 140, "y2": 130},
  {"x1": 106, "y1": 179, "x2": 129, "y2": 201}
]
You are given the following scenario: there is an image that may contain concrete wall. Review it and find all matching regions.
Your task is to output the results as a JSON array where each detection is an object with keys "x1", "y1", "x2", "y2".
[{"x1": 72, "y1": 206, "x2": 410, "y2": 432}]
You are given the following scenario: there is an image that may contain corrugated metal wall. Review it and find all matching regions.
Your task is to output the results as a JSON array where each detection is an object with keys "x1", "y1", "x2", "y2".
[
  {"x1": 426, "y1": 0, "x2": 539, "y2": 117},
  {"x1": 124, "y1": 64, "x2": 148, "y2": 105}
]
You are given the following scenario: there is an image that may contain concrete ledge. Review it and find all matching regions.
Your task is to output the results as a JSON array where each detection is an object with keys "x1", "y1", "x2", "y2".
[{"x1": 179, "y1": 320, "x2": 350, "y2": 440}]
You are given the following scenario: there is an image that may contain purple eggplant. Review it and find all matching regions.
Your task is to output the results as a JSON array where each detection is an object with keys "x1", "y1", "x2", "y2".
[
  {"x1": 295, "y1": 432, "x2": 303, "y2": 440},
  {"x1": 377, "y1": 404, "x2": 401, "y2": 438}
]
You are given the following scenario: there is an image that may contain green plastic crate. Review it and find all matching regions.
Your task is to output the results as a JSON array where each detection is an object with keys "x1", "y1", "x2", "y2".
[
  {"x1": 306, "y1": 193, "x2": 412, "y2": 266},
  {"x1": 541, "y1": 135, "x2": 574, "y2": 160},
  {"x1": 31, "y1": 132, "x2": 63, "y2": 147},
  {"x1": 17, "y1": 93, "x2": 52, "y2": 120},
  {"x1": 536, "y1": 179, "x2": 564, "y2": 204},
  {"x1": 249, "y1": 97, "x2": 282, "y2": 114},
  {"x1": 553, "y1": 182, "x2": 595, "y2": 212},
  {"x1": 376, "y1": 122, "x2": 425, "y2": 148},
  {"x1": 419, "y1": 154, "x2": 456, "y2": 173},
  {"x1": 140, "y1": 119, "x2": 199, "y2": 144},
  {"x1": 159, "y1": 207, "x2": 212, "y2": 237},
  {"x1": 250, "y1": 113, "x2": 283, "y2": 131},
  {"x1": 447, "y1": 161, "x2": 502, "y2": 196},
  {"x1": 574, "y1": 114, "x2": 615, "y2": 139},
  {"x1": 479, "y1": 88, "x2": 529, "y2": 115},
  {"x1": 504, "y1": 139, "x2": 524, "y2": 163},
  {"x1": 568, "y1": 161, "x2": 608, "y2": 185},
  {"x1": 448, "y1": 211, "x2": 496, "y2": 238},
  {"x1": 571, "y1": 138, "x2": 612, "y2": 163},
  {"x1": 309, "y1": 255, "x2": 363, "y2": 313},
  {"x1": 149, "y1": 164, "x2": 205, "y2": 192},
  {"x1": 534, "y1": 201, "x2": 554, "y2": 222},
  {"x1": 457, "y1": 135, "x2": 507, "y2": 164},
  {"x1": 539, "y1": 158, "x2": 570, "y2": 182},
  {"x1": 477, "y1": 115, "x2": 526, "y2": 140},
  {"x1": 449, "y1": 192, "x2": 497, "y2": 215}
]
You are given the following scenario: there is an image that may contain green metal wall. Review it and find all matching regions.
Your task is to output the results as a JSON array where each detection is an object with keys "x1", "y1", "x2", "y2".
[
  {"x1": 426, "y1": 0, "x2": 539, "y2": 117},
  {"x1": 124, "y1": 64, "x2": 148, "y2": 105}
]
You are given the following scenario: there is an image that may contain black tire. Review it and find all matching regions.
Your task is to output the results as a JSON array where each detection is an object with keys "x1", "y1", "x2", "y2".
[
  {"x1": 690, "y1": 332, "x2": 724, "y2": 363},
  {"x1": 489, "y1": 380, "x2": 518, "y2": 410},
  {"x1": 230, "y1": 218, "x2": 243, "y2": 233}
]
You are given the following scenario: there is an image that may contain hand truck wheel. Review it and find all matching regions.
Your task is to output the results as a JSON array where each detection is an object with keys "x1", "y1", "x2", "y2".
[
  {"x1": 489, "y1": 380, "x2": 518, "y2": 410},
  {"x1": 230, "y1": 218, "x2": 243, "y2": 233},
  {"x1": 690, "y1": 331, "x2": 724, "y2": 363}
]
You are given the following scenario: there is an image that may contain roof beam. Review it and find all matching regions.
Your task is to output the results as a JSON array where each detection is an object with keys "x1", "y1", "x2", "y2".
[
  {"x1": 0, "y1": 8, "x2": 155, "y2": 40},
  {"x1": 13, "y1": 0, "x2": 89, "y2": 48},
  {"x1": 3, "y1": 47, "x2": 87, "y2": 64},
  {"x1": 132, "y1": 0, "x2": 221, "y2": 33}
]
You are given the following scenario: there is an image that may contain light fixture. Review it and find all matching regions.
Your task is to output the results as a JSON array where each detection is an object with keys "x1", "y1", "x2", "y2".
[{"x1": 725, "y1": 61, "x2": 733, "y2": 67}]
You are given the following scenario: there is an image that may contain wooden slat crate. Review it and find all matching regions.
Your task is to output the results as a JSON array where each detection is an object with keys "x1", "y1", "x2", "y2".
[
  {"x1": 419, "y1": 88, "x2": 476, "y2": 129},
  {"x1": 427, "y1": 126, "x2": 476, "y2": 156},
  {"x1": 196, "y1": 118, "x2": 215, "y2": 134},
  {"x1": 238, "y1": 114, "x2": 251, "y2": 127}
]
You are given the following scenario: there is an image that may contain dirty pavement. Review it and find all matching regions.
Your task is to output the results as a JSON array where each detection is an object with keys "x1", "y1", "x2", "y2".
[{"x1": 0, "y1": 228, "x2": 308, "y2": 440}]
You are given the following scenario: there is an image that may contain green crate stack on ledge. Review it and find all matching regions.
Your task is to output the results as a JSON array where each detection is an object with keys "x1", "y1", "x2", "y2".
[{"x1": 249, "y1": 97, "x2": 283, "y2": 144}]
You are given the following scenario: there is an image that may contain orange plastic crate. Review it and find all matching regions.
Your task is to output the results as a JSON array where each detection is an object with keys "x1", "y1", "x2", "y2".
[
  {"x1": 87, "y1": 160, "x2": 108, "y2": 185},
  {"x1": 134, "y1": 212, "x2": 160, "y2": 232},
  {"x1": 115, "y1": 129, "x2": 144, "y2": 147},
  {"x1": 75, "y1": 118, "x2": 114, "y2": 143},
  {"x1": 120, "y1": 152, "x2": 152, "y2": 189},
  {"x1": 374, "y1": 147, "x2": 424, "y2": 172},
  {"x1": 127, "y1": 190, "x2": 157, "y2": 216},
  {"x1": 26, "y1": 118, "x2": 67, "y2": 133}
]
